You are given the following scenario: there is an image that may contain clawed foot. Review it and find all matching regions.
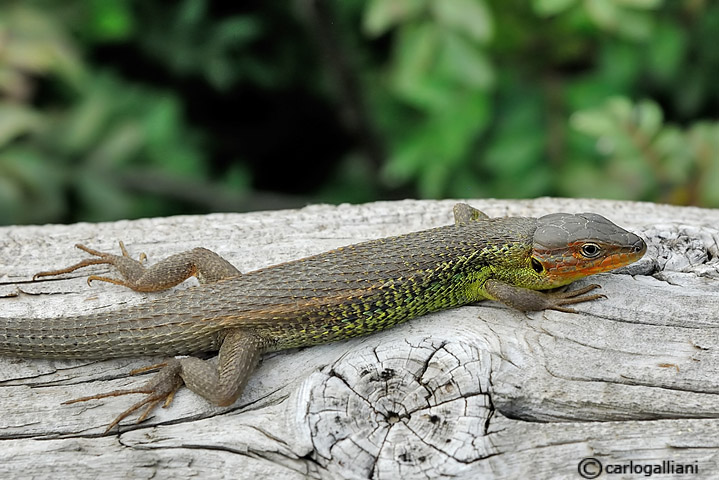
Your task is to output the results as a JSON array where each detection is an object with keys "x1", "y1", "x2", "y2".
[
  {"x1": 33, "y1": 242, "x2": 146, "y2": 288},
  {"x1": 63, "y1": 360, "x2": 183, "y2": 434},
  {"x1": 544, "y1": 284, "x2": 605, "y2": 313}
]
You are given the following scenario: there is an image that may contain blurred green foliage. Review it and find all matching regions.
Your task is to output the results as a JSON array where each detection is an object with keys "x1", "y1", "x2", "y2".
[{"x1": 1, "y1": 0, "x2": 718, "y2": 224}]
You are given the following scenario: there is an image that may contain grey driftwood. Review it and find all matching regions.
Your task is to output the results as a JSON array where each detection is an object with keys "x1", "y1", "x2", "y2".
[{"x1": 0, "y1": 198, "x2": 717, "y2": 479}]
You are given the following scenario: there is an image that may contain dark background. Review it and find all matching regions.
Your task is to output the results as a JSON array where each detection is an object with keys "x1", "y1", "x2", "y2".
[{"x1": 1, "y1": 0, "x2": 718, "y2": 225}]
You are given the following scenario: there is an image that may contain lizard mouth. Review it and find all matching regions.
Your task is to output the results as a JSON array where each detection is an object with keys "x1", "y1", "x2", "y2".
[{"x1": 534, "y1": 234, "x2": 646, "y2": 286}]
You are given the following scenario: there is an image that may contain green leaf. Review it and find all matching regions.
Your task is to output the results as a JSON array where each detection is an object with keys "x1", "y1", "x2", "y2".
[
  {"x1": 614, "y1": 0, "x2": 663, "y2": 8},
  {"x1": 483, "y1": 134, "x2": 544, "y2": 176},
  {"x1": 491, "y1": 165, "x2": 553, "y2": 199},
  {"x1": 319, "y1": 154, "x2": 377, "y2": 204},
  {"x1": 0, "y1": 104, "x2": 41, "y2": 147},
  {"x1": 482, "y1": 93, "x2": 544, "y2": 177},
  {"x1": 430, "y1": 0, "x2": 493, "y2": 43},
  {"x1": 584, "y1": 0, "x2": 654, "y2": 40},
  {"x1": 87, "y1": 0, "x2": 134, "y2": 41},
  {"x1": 429, "y1": 91, "x2": 490, "y2": 161},
  {"x1": 177, "y1": 0, "x2": 207, "y2": 28},
  {"x1": 635, "y1": 99, "x2": 663, "y2": 138},
  {"x1": 213, "y1": 17, "x2": 262, "y2": 45},
  {"x1": 0, "y1": 148, "x2": 66, "y2": 224},
  {"x1": 60, "y1": 83, "x2": 113, "y2": 155},
  {"x1": 596, "y1": 41, "x2": 644, "y2": 89},
  {"x1": 223, "y1": 163, "x2": 252, "y2": 191},
  {"x1": 418, "y1": 162, "x2": 451, "y2": 198},
  {"x1": 383, "y1": 132, "x2": 427, "y2": 185},
  {"x1": 584, "y1": 0, "x2": 621, "y2": 30},
  {"x1": 383, "y1": 91, "x2": 490, "y2": 193},
  {"x1": 612, "y1": 9, "x2": 654, "y2": 40},
  {"x1": 606, "y1": 153, "x2": 654, "y2": 195},
  {"x1": 437, "y1": 31, "x2": 494, "y2": 89},
  {"x1": 143, "y1": 96, "x2": 182, "y2": 149},
  {"x1": 654, "y1": 127, "x2": 691, "y2": 181},
  {"x1": 75, "y1": 169, "x2": 132, "y2": 222},
  {"x1": 446, "y1": 167, "x2": 489, "y2": 198},
  {"x1": 391, "y1": 22, "x2": 447, "y2": 109},
  {"x1": 533, "y1": 0, "x2": 577, "y2": 16},
  {"x1": 570, "y1": 109, "x2": 617, "y2": 137},
  {"x1": 87, "y1": 122, "x2": 143, "y2": 169},
  {"x1": 566, "y1": 77, "x2": 619, "y2": 111},
  {"x1": 605, "y1": 96, "x2": 633, "y2": 120},
  {"x1": 557, "y1": 161, "x2": 633, "y2": 200},
  {"x1": 0, "y1": 5, "x2": 84, "y2": 85},
  {"x1": 646, "y1": 20, "x2": 686, "y2": 83},
  {"x1": 363, "y1": 0, "x2": 427, "y2": 36},
  {"x1": 692, "y1": 124, "x2": 719, "y2": 206}
]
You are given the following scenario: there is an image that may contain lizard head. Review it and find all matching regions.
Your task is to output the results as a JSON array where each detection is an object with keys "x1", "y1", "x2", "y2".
[{"x1": 529, "y1": 212, "x2": 646, "y2": 288}]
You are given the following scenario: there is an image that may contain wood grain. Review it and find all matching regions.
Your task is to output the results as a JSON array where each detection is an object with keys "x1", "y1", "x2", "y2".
[{"x1": 1, "y1": 198, "x2": 717, "y2": 479}]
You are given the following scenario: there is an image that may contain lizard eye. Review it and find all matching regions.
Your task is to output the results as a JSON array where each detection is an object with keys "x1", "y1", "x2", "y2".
[
  {"x1": 531, "y1": 257, "x2": 544, "y2": 274},
  {"x1": 580, "y1": 243, "x2": 601, "y2": 258}
]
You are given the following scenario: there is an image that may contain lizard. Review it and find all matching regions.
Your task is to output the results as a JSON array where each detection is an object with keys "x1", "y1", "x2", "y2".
[{"x1": 0, "y1": 204, "x2": 646, "y2": 433}]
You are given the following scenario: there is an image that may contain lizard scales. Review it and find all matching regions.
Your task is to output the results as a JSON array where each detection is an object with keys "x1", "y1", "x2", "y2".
[
  {"x1": 0, "y1": 205, "x2": 646, "y2": 431},
  {"x1": 2, "y1": 218, "x2": 538, "y2": 357}
]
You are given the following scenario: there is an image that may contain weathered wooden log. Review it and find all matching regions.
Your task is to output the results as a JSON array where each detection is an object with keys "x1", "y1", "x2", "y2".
[{"x1": 0, "y1": 199, "x2": 716, "y2": 479}]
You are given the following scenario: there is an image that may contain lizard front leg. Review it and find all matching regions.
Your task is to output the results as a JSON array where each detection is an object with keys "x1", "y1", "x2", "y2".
[
  {"x1": 453, "y1": 203, "x2": 490, "y2": 225},
  {"x1": 65, "y1": 329, "x2": 266, "y2": 433},
  {"x1": 33, "y1": 241, "x2": 242, "y2": 291},
  {"x1": 484, "y1": 279, "x2": 605, "y2": 313}
]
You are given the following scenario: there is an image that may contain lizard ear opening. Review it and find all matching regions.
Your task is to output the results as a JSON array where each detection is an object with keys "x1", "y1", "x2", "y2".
[{"x1": 531, "y1": 257, "x2": 544, "y2": 274}]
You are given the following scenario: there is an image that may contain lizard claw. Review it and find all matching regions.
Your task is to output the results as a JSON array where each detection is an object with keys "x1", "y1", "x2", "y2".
[
  {"x1": 32, "y1": 242, "x2": 144, "y2": 283},
  {"x1": 32, "y1": 245, "x2": 110, "y2": 281},
  {"x1": 63, "y1": 360, "x2": 184, "y2": 434},
  {"x1": 545, "y1": 284, "x2": 605, "y2": 313}
]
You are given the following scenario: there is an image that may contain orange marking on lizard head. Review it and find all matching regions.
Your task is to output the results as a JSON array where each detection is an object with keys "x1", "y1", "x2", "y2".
[{"x1": 529, "y1": 213, "x2": 646, "y2": 288}]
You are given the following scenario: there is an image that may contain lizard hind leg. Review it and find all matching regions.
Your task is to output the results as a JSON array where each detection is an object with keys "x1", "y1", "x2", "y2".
[
  {"x1": 63, "y1": 360, "x2": 184, "y2": 434},
  {"x1": 33, "y1": 241, "x2": 243, "y2": 292},
  {"x1": 63, "y1": 330, "x2": 265, "y2": 433},
  {"x1": 32, "y1": 243, "x2": 141, "y2": 282},
  {"x1": 178, "y1": 329, "x2": 265, "y2": 407}
]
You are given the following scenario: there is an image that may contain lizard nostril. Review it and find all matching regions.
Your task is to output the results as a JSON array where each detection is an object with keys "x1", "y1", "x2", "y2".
[{"x1": 634, "y1": 240, "x2": 645, "y2": 253}]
